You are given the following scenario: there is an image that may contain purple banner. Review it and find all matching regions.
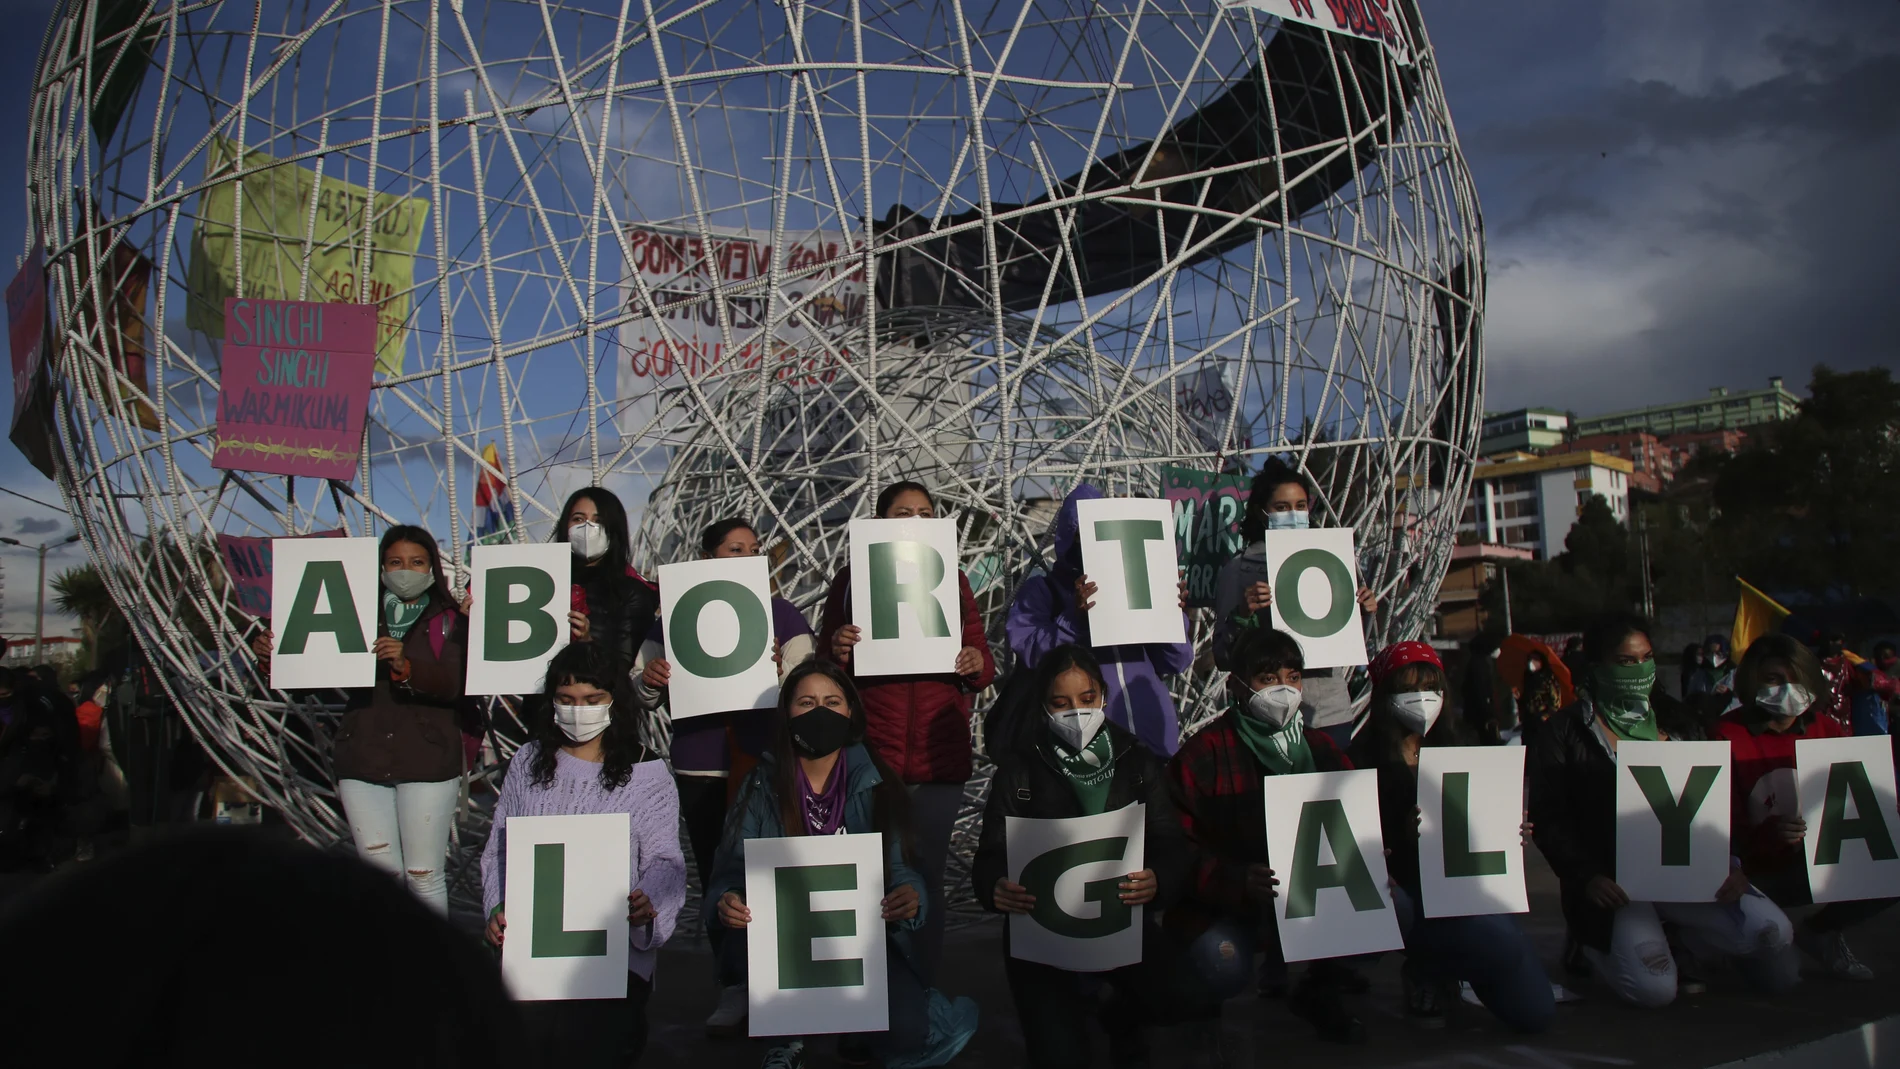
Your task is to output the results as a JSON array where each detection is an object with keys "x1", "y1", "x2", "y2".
[
  {"x1": 217, "y1": 528, "x2": 345, "y2": 617},
  {"x1": 214, "y1": 298, "x2": 376, "y2": 480}
]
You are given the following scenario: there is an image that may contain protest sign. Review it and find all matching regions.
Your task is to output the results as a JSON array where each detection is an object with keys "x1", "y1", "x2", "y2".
[
  {"x1": 1262, "y1": 528, "x2": 1367, "y2": 669},
  {"x1": 6, "y1": 243, "x2": 57, "y2": 477},
  {"x1": 745, "y1": 832, "x2": 889, "y2": 1037},
  {"x1": 187, "y1": 137, "x2": 428, "y2": 375},
  {"x1": 659, "y1": 557, "x2": 779, "y2": 720},
  {"x1": 1614, "y1": 741, "x2": 1731, "y2": 903},
  {"x1": 847, "y1": 517, "x2": 960, "y2": 677},
  {"x1": 1798, "y1": 736, "x2": 1900, "y2": 904},
  {"x1": 213, "y1": 298, "x2": 376, "y2": 480},
  {"x1": 217, "y1": 529, "x2": 346, "y2": 617},
  {"x1": 500, "y1": 813, "x2": 632, "y2": 1001},
  {"x1": 1006, "y1": 804, "x2": 1146, "y2": 972},
  {"x1": 466, "y1": 543, "x2": 571, "y2": 696},
  {"x1": 1076, "y1": 499, "x2": 1186, "y2": 648},
  {"x1": 1262, "y1": 769, "x2": 1404, "y2": 962},
  {"x1": 268, "y1": 536, "x2": 378, "y2": 690},
  {"x1": 1418, "y1": 746, "x2": 1528, "y2": 917},
  {"x1": 1162, "y1": 465, "x2": 1247, "y2": 609},
  {"x1": 1221, "y1": 0, "x2": 1412, "y2": 65}
]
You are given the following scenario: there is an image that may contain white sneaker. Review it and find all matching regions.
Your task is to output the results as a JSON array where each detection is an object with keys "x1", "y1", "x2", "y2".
[
  {"x1": 705, "y1": 984, "x2": 749, "y2": 1037},
  {"x1": 1797, "y1": 927, "x2": 1875, "y2": 981}
]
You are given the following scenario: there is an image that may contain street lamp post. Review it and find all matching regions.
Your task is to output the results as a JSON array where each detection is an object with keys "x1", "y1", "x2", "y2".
[{"x1": 0, "y1": 533, "x2": 82, "y2": 660}]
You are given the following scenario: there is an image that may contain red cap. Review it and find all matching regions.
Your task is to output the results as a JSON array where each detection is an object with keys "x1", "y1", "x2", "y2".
[{"x1": 1370, "y1": 641, "x2": 1442, "y2": 686}]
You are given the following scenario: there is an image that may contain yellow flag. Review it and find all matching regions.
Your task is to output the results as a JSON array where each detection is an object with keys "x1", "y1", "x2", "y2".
[
  {"x1": 185, "y1": 137, "x2": 427, "y2": 376},
  {"x1": 1731, "y1": 577, "x2": 1790, "y2": 658}
]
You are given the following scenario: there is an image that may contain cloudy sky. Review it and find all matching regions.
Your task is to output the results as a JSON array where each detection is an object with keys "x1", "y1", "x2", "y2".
[{"x1": 0, "y1": 0, "x2": 1894, "y2": 639}]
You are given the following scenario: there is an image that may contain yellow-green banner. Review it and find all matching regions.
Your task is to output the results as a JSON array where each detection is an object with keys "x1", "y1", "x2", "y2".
[{"x1": 185, "y1": 137, "x2": 427, "y2": 376}]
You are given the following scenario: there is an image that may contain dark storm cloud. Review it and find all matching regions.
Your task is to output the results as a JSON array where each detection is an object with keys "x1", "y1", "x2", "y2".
[{"x1": 14, "y1": 517, "x2": 60, "y2": 535}]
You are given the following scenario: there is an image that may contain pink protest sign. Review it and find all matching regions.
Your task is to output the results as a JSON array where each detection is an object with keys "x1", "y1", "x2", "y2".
[
  {"x1": 217, "y1": 528, "x2": 346, "y2": 617},
  {"x1": 213, "y1": 298, "x2": 376, "y2": 480}
]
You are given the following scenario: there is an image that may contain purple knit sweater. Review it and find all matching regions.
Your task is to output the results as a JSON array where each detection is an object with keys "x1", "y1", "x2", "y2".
[{"x1": 480, "y1": 744, "x2": 686, "y2": 980}]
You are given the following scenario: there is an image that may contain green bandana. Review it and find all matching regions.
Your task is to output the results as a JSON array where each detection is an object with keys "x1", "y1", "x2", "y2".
[
  {"x1": 382, "y1": 591, "x2": 426, "y2": 641},
  {"x1": 1041, "y1": 730, "x2": 1116, "y2": 815},
  {"x1": 1231, "y1": 704, "x2": 1316, "y2": 776},
  {"x1": 1589, "y1": 661, "x2": 1660, "y2": 741}
]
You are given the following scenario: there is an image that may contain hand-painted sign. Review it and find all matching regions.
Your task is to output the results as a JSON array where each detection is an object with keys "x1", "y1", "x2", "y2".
[
  {"x1": 217, "y1": 528, "x2": 346, "y2": 617},
  {"x1": 1797, "y1": 736, "x2": 1900, "y2": 904},
  {"x1": 1005, "y1": 804, "x2": 1146, "y2": 972},
  {"x1": 466, "y1": 542, "x2": 572, "y2": 696},
  {"x1": 1162, "y1": 465, "x2": 1248, "y2": 609},
  {"x1": 213, "y1": 298, "x2": 376, "y2": 480},
  {"x1": 268, "y1": 535, "x2": 379, "y2": 690},
  {"x1": 1614, "y1": 741, "x2": 1731, "y2": 903},
  {"x1": 745, "y1": 832, "x2": 889, "y2": 1037},
  {"x1": 1418, "y1": 746, "x2": 1529, "y2": 917},
  {"x1": 1262, "y1": 769, "x2": 1405, "y2": 962},
  {"x1": 848, "y1": 517, "x2": 961, "y2": 677},
  {"x1": 1262, "y1": 527, "x2": 1367, "y2": 669},
  {"x1": 659, "y1": 557, "x2": 779, "y2": 720},
  {"x1": 1077, "y1": 499, "x2": 1186, "y2": 648},
  {"x1": 500, "y1": 812, "x2": 633, "y2": 1001}
]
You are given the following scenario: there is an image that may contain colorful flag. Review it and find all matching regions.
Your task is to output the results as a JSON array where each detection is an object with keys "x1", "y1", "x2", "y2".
[
  {"x1": 474, "y1": 442, "x2": 514, "y2": 543},
  {"x1": 1731, "y1": 577, "x2": 1790, "y2": 659}
]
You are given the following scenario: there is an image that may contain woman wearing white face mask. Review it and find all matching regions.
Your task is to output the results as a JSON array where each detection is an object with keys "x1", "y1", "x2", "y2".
[
  {"x1": 1211, "y1": 459, "x2": 1378, "y2": 748},
  {"x1": 481, "y1": 641, "x2": 685, "y2": 1068},
  {"x1": 972, "y1": 644, "x2": 1193, "y2": 1068},
  {"x1": 1717, "y1": 633, "x2": 1894, "y2": 982},
  {"x1": 251, "y1": 525, "x2": 468, "y2": 912},
  {"x1": 550, "y1": 487, "x2": 659, "y2": 681},
  {"x1": 1351, "y1": 642, "x2": 1553, "y2": 1033}
]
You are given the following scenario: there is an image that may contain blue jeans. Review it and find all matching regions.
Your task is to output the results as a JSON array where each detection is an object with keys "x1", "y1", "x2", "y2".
[{"x1": 1393, "y1": 887, "x2": 1555, "y2": 1033}]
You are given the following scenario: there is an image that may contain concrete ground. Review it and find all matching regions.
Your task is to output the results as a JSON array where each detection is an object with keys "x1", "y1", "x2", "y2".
[{"x1": 636, "y1": 851, "x2": 1900, "y2": 1069}]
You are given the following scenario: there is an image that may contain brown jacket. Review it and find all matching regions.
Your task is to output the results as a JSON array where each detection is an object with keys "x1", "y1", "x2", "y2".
[{"x1": 331, "y1": 597, "x2": 469, "y2": 785}]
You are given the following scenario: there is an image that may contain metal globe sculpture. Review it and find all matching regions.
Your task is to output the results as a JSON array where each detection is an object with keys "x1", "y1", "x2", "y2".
[{"x1": 21, "y1": 0, "x2": 1484, "y2": 912}]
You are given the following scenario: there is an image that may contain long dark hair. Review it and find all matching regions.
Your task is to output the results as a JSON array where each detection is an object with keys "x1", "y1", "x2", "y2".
[
  {"x1": 1240, "y1": 458, "x2": 1314, "y2": 543},
  {"x1": 527, "y1": 642, "x2": 649, "y2": 792},
  {"x1": 762, "y1": 660, "x2": 914, "y2": 864},
  {"x1": 1363, "y1": 661, "x2": 1462, "y2": 768},
  {"x1": 378, "y1": 524, "x2": 454, "y2": 616},
  {"x1": 551, "y1": 486, "x2": 633, "y2": 582}
]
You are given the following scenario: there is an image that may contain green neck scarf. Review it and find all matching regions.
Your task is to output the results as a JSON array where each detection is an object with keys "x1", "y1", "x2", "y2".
[
  {"x1": 382, "y1": 591, "x2": 427, "y2": 641},
  {"x1": 1589, "y1": 661, "x2": 1660, "y2": 741},
  {"x1": 1231, "y1": 704, "x2": 1316, "y2": 776},
  {"x1": 1041, "y1": 730, "x2": 1117, "y2": 815}
]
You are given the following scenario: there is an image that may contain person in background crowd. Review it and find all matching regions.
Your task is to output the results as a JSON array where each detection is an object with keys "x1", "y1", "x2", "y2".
[
  {"x1": 1007, "y1": 484, "x2": 1193, "y2": 757},
  {"x1": 1211, "y1": 459, "x2": 1377, "y2": 748},
  {"x1": 1718, "y1": 633, "x2": 1894, "y2": 981},
  {"x1": 1816, "y1": 628, "x2": 1854, "y2": 729},
  {"x1": 0, "y1": 826, "x2": 529, "y2": 1068},
  {"x1": 252, "y1": 524, "x2": 467, "y2": 913},
  {"x1": 634, "y1": 516, "x2": 818, "y2": 1036},
  {"x1": 1528, "y1": 614, "x2": 1795, "y2": 1008},
  {"x1": 821, "y1": 480, "x2": 996, "y2": 982},
  {"x1": 551, "y1": 487, "x2": 661, "y2": 681},
  {"x1": 1352, "y1": 642, "x2": 1554, "y2": 1032},
  {"x1": 1678, "y1": 643, "x2": 1704, "y2": 700},
  {"x1": 1461, "y1": 635, "x2": 1499, "y2": 744},
  {"x1": 483, "y1": 641, "x2": 685, "y2": 1068},
  {"x1": 973, "y1": 644, "x2": 1192, "y2": 1067},
  {"x1": 705, "y1": 661, "x2": 978, "y2": 1069},
  {"x1": 0, "y1": 665, "x2": 80, "y2": 870},
  {"x1": 1849, "y1": 640, "x2": 1899, "y2": 737},
  {"x1": 66, "y1": 671, "x2": 122, "y2": 861},
  {"x1": 1168, "y1": 627, "x2": 1365, "y2": 1053},
  {"x1": 1685, "y1": 634, "x2": 1733, "y2": 704}
]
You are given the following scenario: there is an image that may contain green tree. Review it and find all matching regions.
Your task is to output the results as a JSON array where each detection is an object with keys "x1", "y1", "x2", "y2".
[{"x1": 1479, "y1": 495, "x2": 1637, "y2": 638}]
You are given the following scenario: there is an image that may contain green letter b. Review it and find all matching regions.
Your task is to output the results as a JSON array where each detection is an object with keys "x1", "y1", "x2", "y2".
[{"x1": 485, "y1": 566, "x2": 558, "y2": 661}]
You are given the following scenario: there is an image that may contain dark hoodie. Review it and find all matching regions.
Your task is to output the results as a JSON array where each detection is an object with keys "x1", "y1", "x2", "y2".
[{"x1": 1006, "y1": 484, "x2": 1194, "y2": 756}]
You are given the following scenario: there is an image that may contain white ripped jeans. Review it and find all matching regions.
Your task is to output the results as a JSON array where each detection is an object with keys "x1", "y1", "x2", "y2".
[
  {"x1": 1587, "y1": 892, "x2": 1798, "y2": 1008},
  {"x1": 336, "y1": 778, "x2": 459, "y2": 914}
]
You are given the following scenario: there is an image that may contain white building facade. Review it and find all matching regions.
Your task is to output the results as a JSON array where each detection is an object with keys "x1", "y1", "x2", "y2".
[{"x1": 1458, "y1": 450, "x2": 1634, "y2": 559}]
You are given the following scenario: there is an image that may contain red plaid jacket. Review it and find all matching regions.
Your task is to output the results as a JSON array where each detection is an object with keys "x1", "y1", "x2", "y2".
[{"x1": 1165, "y1": 710, "x2": 1352, "y2": 933}]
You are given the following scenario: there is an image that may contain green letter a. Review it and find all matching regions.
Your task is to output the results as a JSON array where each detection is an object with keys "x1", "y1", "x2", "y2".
[
  {"x1": 277, "y1": 560, "x2": 367, "y2": 655},
  {"x1": 1815, "y1": 761, "x2": 1899, "y2": 866},
  {"x1": 1285, "y1": 798, "x2": 1385, "y2": 920}
]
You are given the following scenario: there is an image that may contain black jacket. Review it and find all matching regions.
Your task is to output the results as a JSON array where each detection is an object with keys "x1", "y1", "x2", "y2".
[
  {"x1": 1527, "y1": 696, "x2": 1704, "y2": 950},
  {"x1": 972, "y1": 717, "x2": 1191, "y2": 925}
]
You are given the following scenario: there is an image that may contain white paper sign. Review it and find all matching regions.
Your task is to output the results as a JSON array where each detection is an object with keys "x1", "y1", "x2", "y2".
[
  {"x1": 659, "y1": 557, "x2": 779, "y2": 720},
  {"x1": 1418, "y1": 747, "x2": 1529, "y2": 918},
  {"x1": 1261, "y1": 528, "x2": 1367, "y2": 670},
  {"x1": 746, "y1": 832, "x2": 889, "y2": 1037},
  {"x1": 1076, "y1": 498, "x2": 1186, "y2": 648},
  {"x1": 1006, "y1": 804, "x2": 1146, "y2": 972},
  {"x1": 1614, "y1": 740, "x2": 1731, "y2": 903},
  {"x1": 1221, "y1": 0, "x2": 1413, "y2": 65},
  {"x1": 500, "y1": 812, "x2": 633, "y2": 1001},
  {"x1": 1262, "y1": 769, "x2": 1404, "y2": 962},
  {"x1": 1797, "y1": 736, "x2": 1900, "y2": 904},
  {"x1": 466, "y1": 542, "x2": 573, "y2": 696},
  {"x1": 269, "y1": 536, "x2": 379, "y2": 690},
  {"x1": 848, "y1": 517, "x2": 961, "y2": 677}
]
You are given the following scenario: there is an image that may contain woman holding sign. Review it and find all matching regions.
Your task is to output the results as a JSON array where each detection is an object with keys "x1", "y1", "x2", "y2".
[
  {"x1": 1717, "y1": 634, "x2": 1891, "y2": 981},
  {"x1": 973, "y1": 643, "x2": 1192, "y2": 1068},
  {"x1": 553, "y1": 487, "x2": 660, "y2": 679},
  {"x1": 1351, "y1": 642, "x2": 1554, "y2": 1032},
  {"x1": 704, "y1": 660, "x2": 978, "y2": 1069},
  {"x1": 820, "y1": 480, "x2": 996, "y2": 982},
  {"x1": 1006, "y1": 484, "x2": 1193, "y2": 757},
  {"x1": 1528, "y1": 614, "x2": 1797, "y2": 1008},
  {"x1": 250, "y1": 524, "x2": 466, "y2": 913},
  {"x1": 1212, "y1": 459, "x2": 1377, "y2": 747},
  {"x1": 481, "y1": 641, "x2": 685, "y2": 1067},
  {"x1": 1166, "y1": 627, "x2": 1367, "y2": 1048}
]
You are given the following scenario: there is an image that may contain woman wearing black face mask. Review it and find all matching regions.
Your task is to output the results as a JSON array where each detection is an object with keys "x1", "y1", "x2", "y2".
[{"x1": 701, "y1": 661, "x2": 978, "y2": 1068}]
